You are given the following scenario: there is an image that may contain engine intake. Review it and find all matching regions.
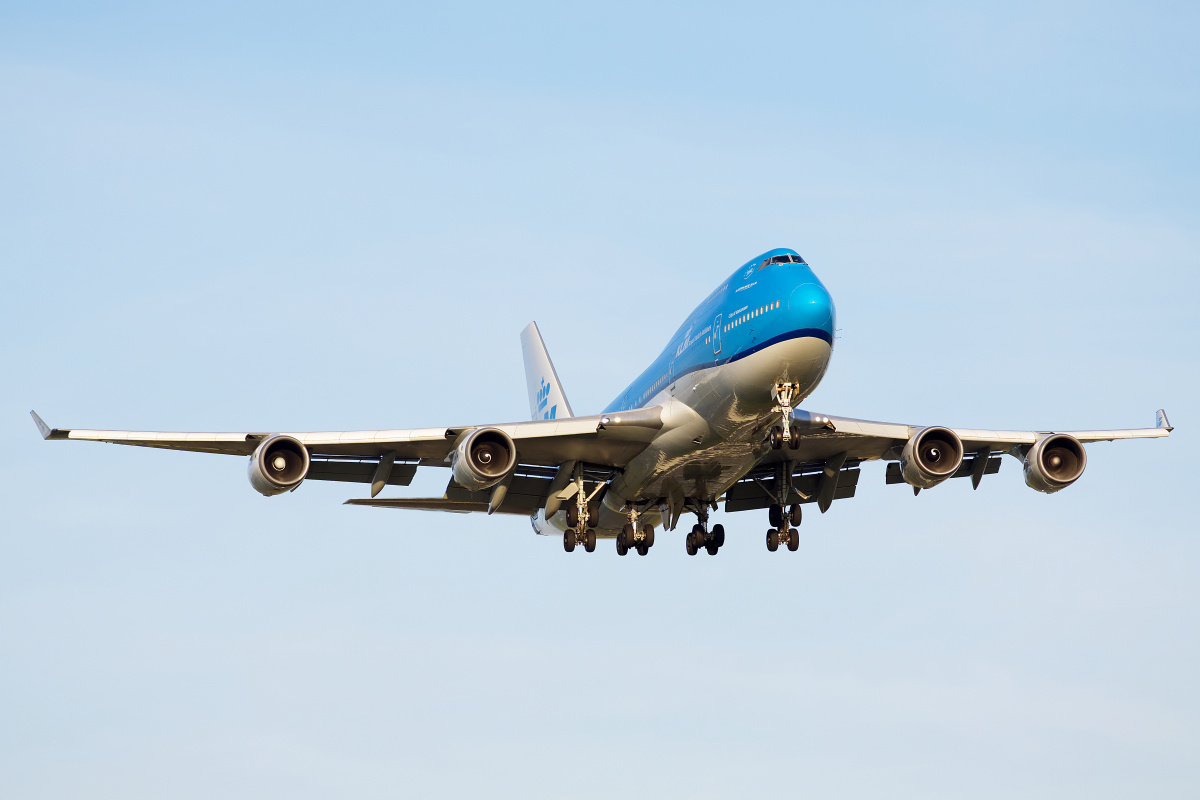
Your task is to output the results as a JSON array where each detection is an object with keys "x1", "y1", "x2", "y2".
[
  {"x1": 900, "y1": 426, "x2": 964, "y2": 489},
  {"x1": 452, "y1": 427, "x2": 517, "y2": 491},
  {"x1": 249, "y1": 435, "x2": 310, "y2": 496},
  {"x1": 1023, "y1": 433, "x2": 1086, "y2": 493}
]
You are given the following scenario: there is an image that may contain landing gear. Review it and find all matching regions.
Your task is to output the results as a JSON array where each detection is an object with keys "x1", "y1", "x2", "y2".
[
  {"x1": 766, "y1": 503, "x2": 802, "y2": 553},
  {"x1": 616, "y1": 507, "x2": 655, "y2": 556},
  {"x1": 564, "y1": 467, "x2": 600, "y2": 554},
  {"x1": 768, "y1": 383, "x2": 802, "y2": 450},
  {"x1": 684, "y1": 507, "x2": 725, "y2": 556}
]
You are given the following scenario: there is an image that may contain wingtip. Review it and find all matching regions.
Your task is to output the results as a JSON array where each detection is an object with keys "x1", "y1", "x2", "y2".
[
  {"x1": 30, "y1": 410, "x2": 52, "y2": 440},
  {"x1": 1155, "y1": 409, "x2": 1174, "y2": 433}
]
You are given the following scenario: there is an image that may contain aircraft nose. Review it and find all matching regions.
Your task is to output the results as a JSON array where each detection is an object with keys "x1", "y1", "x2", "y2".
[{"x1": 788, "y1": 280, "x2": 835, "y2": 341}]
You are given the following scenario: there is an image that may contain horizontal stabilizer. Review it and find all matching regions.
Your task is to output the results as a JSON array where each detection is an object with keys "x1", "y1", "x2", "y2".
[{"x1": 345, "y1": 497, "x2": 527, "y2": 515}]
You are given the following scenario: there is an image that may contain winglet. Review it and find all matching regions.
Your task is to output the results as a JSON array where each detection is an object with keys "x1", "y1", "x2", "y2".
[
  {"x1": 1155, "y1": 409, "x2": 1173, "y2": 432},
  {"x1": 30, "y1": 410, "x2": 55, "y2": 440},
  {"x1": 520, "y1": 322, "x2": 574, "y2": 422}
]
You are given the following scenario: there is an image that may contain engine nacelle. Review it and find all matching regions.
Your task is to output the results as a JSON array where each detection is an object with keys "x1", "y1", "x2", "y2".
[
  {"x1": 248, "y1": 435, "x2": 310, "y2": 496},
  {"x1": 1023, "y1": 433, "x2": 1086, "y2": 494},
  {"x1": 900, "y1": 426, "x2": 964, "y2": 488},
  {"x1": 451, "y1": 427, "x2": 517, "y2": 491}
]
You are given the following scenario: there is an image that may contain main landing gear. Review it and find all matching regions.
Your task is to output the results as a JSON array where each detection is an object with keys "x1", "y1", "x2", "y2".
[
  {"x1": 766, "y1": 502, "x2": 802, "y2": 552},
  {"x1": 616, "y1": 506, "x2": 655, "y2": 556},
  {"x1": 685, "y1": 504, "x2": 725, "y2": 556},
  {"x1": 563, "y1": 466, "x2": 600, "y2": 553}
]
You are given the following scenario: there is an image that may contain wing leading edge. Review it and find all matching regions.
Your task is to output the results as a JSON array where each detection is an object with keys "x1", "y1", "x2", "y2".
[{"x1": 29, "y1": 408, "x2": 664, "y2": 467}]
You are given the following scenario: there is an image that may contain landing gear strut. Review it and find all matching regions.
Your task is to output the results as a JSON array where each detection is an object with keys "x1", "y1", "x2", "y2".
[
  {"x1": 685, "y1": 503, "x2": 725, "y2": 556},
  {"x1": 769, "y1": 382, "x2": 801, "y2": 451},
  {"x1": 616, "y1": 506, "x2": 656, "y2": 557},
  {"x1": 563, "y1": 463, "x2": 600, "y2": 553}
]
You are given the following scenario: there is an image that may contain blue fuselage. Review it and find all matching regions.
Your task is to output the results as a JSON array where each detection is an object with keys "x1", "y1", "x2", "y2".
[{"x1": 605, "y1": 248, "x2": 836, "y2": 414}]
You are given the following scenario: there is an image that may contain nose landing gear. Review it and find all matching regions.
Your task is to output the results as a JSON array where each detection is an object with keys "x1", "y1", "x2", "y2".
[{"x1": 769, "y1": 383, "x2": 801, "y2": 451}]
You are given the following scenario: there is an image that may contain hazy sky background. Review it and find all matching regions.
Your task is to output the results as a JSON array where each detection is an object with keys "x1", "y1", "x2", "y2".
[{"x1": 2, "y1": 2, "x2": 1197, "y2": 797}]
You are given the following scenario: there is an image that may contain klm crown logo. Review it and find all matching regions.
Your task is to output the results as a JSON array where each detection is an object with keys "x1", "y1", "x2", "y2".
[{"x1": 537, "y1": 378, "x2": 557, "y2": 420}]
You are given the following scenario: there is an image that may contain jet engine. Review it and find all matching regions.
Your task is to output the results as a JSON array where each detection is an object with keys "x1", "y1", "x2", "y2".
[
  {"x1": 900, "y1": 426, "x2": 964, "y2": 488},
  {"x1": 451, "y1": 427, "x2": 517, "y2": 491},
  {"x1": 248, "y1": 435, "x2": 310, "y2": 496},
  {"x1": 1023, "y1": 433, "x2": 1087, "y2": 493}
]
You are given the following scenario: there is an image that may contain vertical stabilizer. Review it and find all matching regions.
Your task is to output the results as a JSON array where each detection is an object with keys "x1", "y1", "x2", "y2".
[{"x1": 520, "y1": 322, "x2": 574, "y2": 421}]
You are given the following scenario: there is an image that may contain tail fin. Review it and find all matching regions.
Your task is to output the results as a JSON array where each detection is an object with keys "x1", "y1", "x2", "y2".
[{"x1": 520, "y1": 322, "x2": 574, "y2": 421}]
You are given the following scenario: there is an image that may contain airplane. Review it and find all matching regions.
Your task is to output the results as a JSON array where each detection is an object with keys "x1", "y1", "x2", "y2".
[{"x1": 30, "y1": 248, "x2": 1173, "y2": 557}]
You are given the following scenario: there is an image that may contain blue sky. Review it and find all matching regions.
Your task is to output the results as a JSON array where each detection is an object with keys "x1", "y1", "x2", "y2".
[{"x1": 2, "y1": 2, "x2": 1197, "y2": 797}]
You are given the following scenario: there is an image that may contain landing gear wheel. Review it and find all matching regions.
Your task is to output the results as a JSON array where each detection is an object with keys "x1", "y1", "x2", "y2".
[
  {"x1": 637, "y1": 543, "x2": 648, "y2": 556},
  {"x1": 586, "y1": 501, "x2": 599, "y2": 528},
  {"x1": 616, "y1": 539, "x2": 628, "y2": 556},
  {"x1": 768, "y1": 504, "x2": 784, "y2": 529},
  {"x1": 566, "y1": 504, "x2": 579, "y2": 528},
  {"x1": 584, "y1": 529, "x2": 596, "y2": 552},
  {"x1": 787, "y1": 528, "x2": 799, "y2": 551},
  {"x1": 766, "y1": 529, "x2": 779, "y2": 552},
  {"x1": 643, "y1": 525, "x2": 655, "y2": 548},
  {"x1": 706, "y1": 543, "x2": 719, "y2": 556},
  {"x1": 711, "y1": 523, "x2": 725, "y2": 548},
  {"x1": 788, "y1": 424, "x2": 800, "y2": 449},
  {"x1": 789, "y1": 504, "x2": 802, "y2": 527},
  {"x1": 686, "y1": 533, "x2": 698, "y2": 556},
  {"x1": 564, "y1": 531, "x2": 576, "y2": 552},
  {"x1": 769, "y1": 426, "x2": 783, "y2": 450}
]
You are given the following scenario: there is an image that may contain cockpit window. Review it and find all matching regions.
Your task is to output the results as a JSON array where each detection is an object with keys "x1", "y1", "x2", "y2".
[{"x1": 759, "y1": 253, "x2": 808, "y2": 269}]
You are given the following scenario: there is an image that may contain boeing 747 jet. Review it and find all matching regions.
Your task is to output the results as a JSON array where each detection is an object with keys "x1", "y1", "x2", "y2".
[{"x1": 31, "y1": 249, "x2": 1172, "y2": 556}]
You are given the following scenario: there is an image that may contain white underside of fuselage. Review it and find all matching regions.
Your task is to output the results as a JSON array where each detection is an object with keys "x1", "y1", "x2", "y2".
[{"x1": 532, "y1": 334, "x2": 833, "y2": 536}]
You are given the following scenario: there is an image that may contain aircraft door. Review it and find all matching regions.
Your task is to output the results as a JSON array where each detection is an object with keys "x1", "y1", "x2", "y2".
[{"x1": 713, "y1": 314, "x2": 722, "y2": 355}]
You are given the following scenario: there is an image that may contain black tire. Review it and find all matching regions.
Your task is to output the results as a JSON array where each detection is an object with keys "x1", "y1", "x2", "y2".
[
  {"x1": 616, "y1": 540, "x2": 628, "y2": 556},
  {"x1": 766, "y1": 529, "x2": 779, "y2": 552},
  {"x1": 712, "y1": 523, "x2": 725, "y2": 548},
  {"x1": 566, "y1": 503, "x2": 579, "y2": 528},
  {"x1": 637, "y1": 544, "x2": 648, "y2": 556},
  {"x1": 768, "y1": 504, "x2": 783, "y2": 529},
  {"x1": 788, "y1": 424, "x2": 801, "y2": 449},
  {"x1": 787, "y1": 528, "x2": 799, "y2": 551},
  {"x1": 585, "y1": 529, "x2": 596, "y2": 552},
  {"x1": 686, "y1": 534, "x2": 697, "y2": 556},
  {"x1": 586, "y1": 501, "x2": 599, "y2": 528},
  {"x1": 620, "y1": 524, "x2": 633, "y2": 548},
  {"x1": 769, "y1": 426, "x2": 783, "y2": 450},
  {"x1": 564, "y1": 531, "x2": 576, "y2": 552},
  {"x1": 643, "y1": 525, "x2": 655, "y2": 548},
  {"x1": 706, "y1": 543, "x2": 719, "y2": 555},
  {"x1": 789, "y1": 504, "x2": 802, "y2": 527}
]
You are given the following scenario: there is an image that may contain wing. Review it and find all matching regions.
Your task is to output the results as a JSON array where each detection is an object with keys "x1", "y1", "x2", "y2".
[
  {"x1": 768, "y1": 407, "x2": 1173, "y2": 464},
  {"x1": 724, "y1": 408, "x2": 1173, "y2": 514},
  {"x1": 29, "y1": 407, "x2": 662, "y2": 479}
]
